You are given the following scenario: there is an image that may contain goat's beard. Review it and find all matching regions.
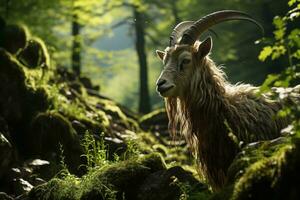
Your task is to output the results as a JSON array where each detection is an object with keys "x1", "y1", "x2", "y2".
[{"x1": 165, "y1": 97, "x2": 199, "y2": 154}]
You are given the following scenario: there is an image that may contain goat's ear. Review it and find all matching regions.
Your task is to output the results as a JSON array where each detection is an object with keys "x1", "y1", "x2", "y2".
[
  {"x1": 156, "y1": 50, "x2": 165, "y2": 61},
  {"x1": 196, "y1": 37, "x2": 213, "y2": 58}
]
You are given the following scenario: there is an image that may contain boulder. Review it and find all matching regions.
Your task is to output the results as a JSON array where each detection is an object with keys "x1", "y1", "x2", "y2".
[
  {"x1": 137, "y1": 166, "x2": 208, "y2": 200},
  {"x1": 0, "y1": 24, "x2": 27, "y2": 54},
  {"x1": 0, "y1": 192, "x2": 14, "y2": 200},
  {"x1": 28, "y1": 112, "x2": 83, "y2": 175},
  {"x1": 0, "y1": 133, "x2": 13, "y2": 179},
  {"x1": 17, "y1": 38, "x2": 50, "y2": 69}
]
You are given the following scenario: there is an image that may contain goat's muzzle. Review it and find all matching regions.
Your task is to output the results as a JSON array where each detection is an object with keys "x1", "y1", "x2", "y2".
[{"x1": 156, "y1": 78, "x2": 175, "y2": 95}]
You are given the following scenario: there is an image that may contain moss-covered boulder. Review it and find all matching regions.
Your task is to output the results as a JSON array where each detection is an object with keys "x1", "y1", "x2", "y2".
[
  {"x1": 0, "y1": 49, "x2": 27, "y2": 122},
  {"x1": 139, "y1": 109, "x2": 168, "y2": 134},
  {"x1": 0, "y1": 23, "x2": 27, "y2": 54},
  {"x1": 0, "y1": 192, "x2": 14, "y2": 200},
  {"x1": 210, "y1": 137, "x2": 300, "y2": 200},
  {"x1": 230, "y1": 137, "x2": 300, "y2": 200},
  {"x1": 0, "y1": 49, "x2": 49, "y2": 124},
  {"x1": 0, "y1": 133, "x2": 13, "y2": 179},
  {"x1": 81, "y1": 153, "x2": 167, "y2": 200},
  {"x1": 28, "y1": 112, "x2": 83, "y2": 175},
  {"x1": 28, "y1": 153, "x2": 166, "y2": 200},
  {"x1": 137, "y1": 166, "x2": 208, "y2": 200},
  {"x1": 17, "y1": 38, "x2": 50, "y2": 69}
]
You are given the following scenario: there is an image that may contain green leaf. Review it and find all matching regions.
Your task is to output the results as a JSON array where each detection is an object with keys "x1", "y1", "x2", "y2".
[
  {"x1": 273, "y1": 16, "x2": 285, "y2": 29},
  {"x1": 274, "y1": 28, "x2": 286, "y2": 40},
  {"x1": 258, "y1": 46, "x2": 273, "y2": 61},
  {"x1": 288, "y1": 0, "x2": 300, "y2": 6},
  {"x1": 271, "y1": 45, "x2": 287, "y2": 60},
  {"x1": 260, "y1": 74, "x2": 280, "y2": 92}
]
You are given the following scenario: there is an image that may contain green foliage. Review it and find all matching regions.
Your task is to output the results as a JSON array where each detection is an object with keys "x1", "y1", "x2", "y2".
[
  {"x1": 29, "y1": 153, "x2": 166, "y2": 200},
  {"x1": 81, "y1": 131, "x2": 110, "y2": 171},
  {"x1": 258, "y1": 0, "x2": 300, "y2": 136}
]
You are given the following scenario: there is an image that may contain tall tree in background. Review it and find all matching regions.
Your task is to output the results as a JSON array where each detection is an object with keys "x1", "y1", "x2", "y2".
[
  {"x1": 71, "y1": 12, "x2": 81, "y2": 76},
  {"x1": 133, "y1": 6, "x2": 151, "y2": 113}
]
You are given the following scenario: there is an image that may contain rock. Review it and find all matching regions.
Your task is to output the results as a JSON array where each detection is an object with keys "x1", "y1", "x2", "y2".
[
  {"x1": 81, "y1": 153, "x2": 167, "y2": 200},
  {"x1": 79, "y1": 76, "x2": 93, "y2": 90},
  {"x1": 12, "y1": 178, "x2": 33, "y2": 196},
  {"x1": 227, "y1": 137, "x2": 289, "y2": 182},
  {"x1": 0, "y1": 192, "x2": 14, "y2": 200},
  {"x1": 25, "y1": 159, "x2": 50, "y2": 168},
  {"x1": 212, "y1": 137, "x2": 300, "y2": 200},
  {"x1": 30, "y1": 177, "x2": 46, "y2": 186},
  {"x1": 28, "y1": 112, "x2": 84, "y2": 175},
  {"x1": 71, "y1": 120, "x2": 87, "y2": 135},
  {"x1": 0, "y1": 24, "x2": 27, "y2": 54},
  {"x1": 137, "y1": 166, "x2": 207, "y2": 200},
  {"x1": 29, "y1": 153, "x2": 166, "y2": 200},
  {"x1": 0, "y1": 133, "x2": 13, "y2": 179},
  {"x1": 0, "y1": 49, "x2": 26, "y2": 122},
  {"x1": 0, "y1": 116, "x2": 11, "y2": 141},
  {"x1": 0, "y1": 49, "x2": 49, "y2": 124},
  {"x1": 139, "y1": 109, "x2": 169, "y2": 135},
  {"x1": 17, "y1": 38, "x2": 50, "y2": 69}
]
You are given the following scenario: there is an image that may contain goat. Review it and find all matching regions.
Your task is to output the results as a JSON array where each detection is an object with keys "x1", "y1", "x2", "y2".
[{"x1": 155, "y1": 10, "x2": 290, "y2": 191}]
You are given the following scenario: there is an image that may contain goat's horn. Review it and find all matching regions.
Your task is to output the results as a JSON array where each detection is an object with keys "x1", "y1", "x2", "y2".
[
  {"x1": 169, "y1": 21, "x2": 194, "y2": 46},
  {"x1": 179, "y1": 10, "x2": 264, "y2": 45}
]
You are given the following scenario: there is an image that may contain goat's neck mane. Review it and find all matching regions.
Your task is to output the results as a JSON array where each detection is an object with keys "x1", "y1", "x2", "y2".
[{"x1": 166, "y1": 57, "x2": 227, "y2": 144}]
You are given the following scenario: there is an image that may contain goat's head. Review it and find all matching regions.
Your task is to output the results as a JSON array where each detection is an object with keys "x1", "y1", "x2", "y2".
[{"x1": 155, "y1": 10, "x2": 263, "y2": 98}]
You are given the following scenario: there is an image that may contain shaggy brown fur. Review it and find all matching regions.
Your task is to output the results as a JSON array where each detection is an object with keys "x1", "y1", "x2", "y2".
[{"x1": 165, "y1": 51, "x2": 289, "y2": 191}]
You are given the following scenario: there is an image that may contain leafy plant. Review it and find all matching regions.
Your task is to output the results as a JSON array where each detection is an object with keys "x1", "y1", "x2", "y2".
[
  {"x1": 81, "y1": 131, "x2": 109, "y2": 171},
  {"x1": 258, "y1": 0, "x2": 300, "y2": 136}
]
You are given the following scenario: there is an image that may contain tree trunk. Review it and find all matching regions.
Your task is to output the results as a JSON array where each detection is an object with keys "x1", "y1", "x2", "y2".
[
  {"x1": 170, "y1": 0, "x2": 180, "y2": 25},
  {"x1": 133, "y1": 7, "x2": 151, "y2": 114},
  {"x1": 71, "y1": 13, "x2": 81, "y2": 76}
]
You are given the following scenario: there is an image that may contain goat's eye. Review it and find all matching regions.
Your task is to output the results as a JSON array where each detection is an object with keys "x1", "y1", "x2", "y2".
[{"x1": 179, "y1": 58, "x2": 191, "y2": 71}]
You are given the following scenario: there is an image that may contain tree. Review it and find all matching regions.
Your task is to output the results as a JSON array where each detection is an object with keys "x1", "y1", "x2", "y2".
[
  {"x1": 71, "y1": 12, "x2": 81, "y2": 76},
  {"x1": 133, "y1": 6, "x2": 151, "y2": 113}
]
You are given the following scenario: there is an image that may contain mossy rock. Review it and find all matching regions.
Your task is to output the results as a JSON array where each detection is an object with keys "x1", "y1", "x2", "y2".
[
  {"x1": 28, "y1": 111, "x2": 83, "y2": 175},
  {"x1": 17, "y1": 38, "x2": 50, "y2": 69},
  {"x1": 81, "y1": 153, "x2": 166, "y2": 200},
  {"x1": 137, "y1": 166, "x2": 209, "y2": 200},
  {"x1": 213, "y1": 137, "x2": 300, "y2": 200},
  {"x1": 29, "y1": 153, "x2": 166, "y2": 200},
  {"x1": 0, "y1": 24, "x2": 27, "y2": 54},
  {"x1": 0, "y1": 49, "x2": 49, "y2": 123},
  {"x1": 0, "y1": 49, "x2": 27, "y2": 122},
  {"x1": 231, "y1": 138, "x2": 300, "y2": 200},
  {"x1": 28, "y1": 177, "x2": 80, "y2": 200},
  {"x1": 139, "y1": 108, "x2": 168, "y2": 132},
  {"x1": 227, "y1": 137, "x2": 289, "y2": 183}
]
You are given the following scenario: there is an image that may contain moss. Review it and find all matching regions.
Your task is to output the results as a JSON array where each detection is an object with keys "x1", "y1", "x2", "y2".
[
  {"x1": 139, "y1": 108, "x2": 168, "y2": 130},
  {"x1": 17, "y1": 37, "x2": 50, "y2": 69},
  {"x1": 29, "y1": 177, "x2": 80, "y2": 200},
  {"x1": 223, "y1": 137, "x2": 300, "y2": 200},
  {"x1": 0, "y1": 49, "x2": 27, "y2": 122},
  {"x1": 95, "y1": 98, "x2": 138, "y2": 130},
  {"x1": 29, "y1": 153, "x2": 166, "y2": 200},
  {"x1": 28, "y1": 111, "x2": 83, "y2": 175},
  {"x1": 0, "y1": 47, "x2": 52, "y2": 123},
  {"x1": 227, "y1": 137, "x2": 289, "y2": 182},
  {"x1": 48, "y1": 84, "x2": 109, "y2": 133}
]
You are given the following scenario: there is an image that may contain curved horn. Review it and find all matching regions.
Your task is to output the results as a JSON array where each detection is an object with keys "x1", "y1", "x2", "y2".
[
  {"x1": 169, "y1": 21, "x2": 194, "y2": 46},
  {"x1": 179, "y1": 10, "x2": 264, "y2": 45}
]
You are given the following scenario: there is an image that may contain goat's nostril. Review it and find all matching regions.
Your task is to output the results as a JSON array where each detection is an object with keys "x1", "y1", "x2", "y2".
[{"x1": 157, "y1": 79, "x2": 167, "y2": 87}]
